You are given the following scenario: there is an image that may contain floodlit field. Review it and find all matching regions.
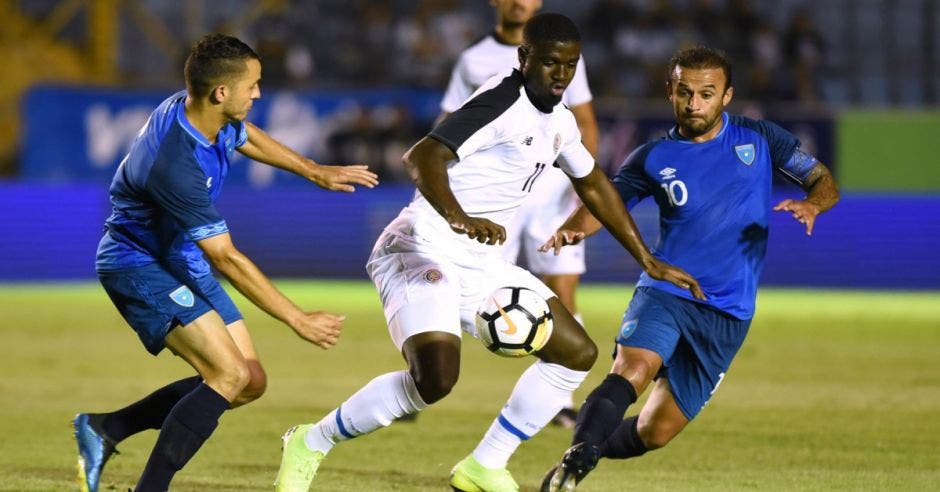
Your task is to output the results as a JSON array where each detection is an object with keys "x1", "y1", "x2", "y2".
[{"x1": 1, "y1": 281, "x2": 938, "y2": 491}]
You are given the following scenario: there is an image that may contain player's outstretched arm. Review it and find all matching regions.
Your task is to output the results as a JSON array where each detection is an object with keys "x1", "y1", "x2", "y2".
[
  {"x1": 773, "y1": 162, "x2": 840, "y2": 236},
  {"x1": 238, "y1": 122, "x2": 378, "y2": 192},
  {"x1": 538, "y1": 204, "x2": 603, "y2": 255},
  {"x1": 570, "y1": 165, "x2": 706, "y2": 300},
  {"x1": 403, "y1": 137, "x2": 506, "y2": 245},
  {"x1": 196, "y1": 232, "x2": 342, "y2": 349}
]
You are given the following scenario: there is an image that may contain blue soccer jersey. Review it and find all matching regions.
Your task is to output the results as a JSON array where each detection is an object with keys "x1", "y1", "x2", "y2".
[
  {"x1": 613, "y1": 113, "x2": 816, "y2": 319},
  {"x1": 95, "y1": 90, "x2": 247, "y2": 277}
]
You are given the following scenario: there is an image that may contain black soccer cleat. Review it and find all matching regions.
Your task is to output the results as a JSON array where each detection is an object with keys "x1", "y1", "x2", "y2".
[{"x1": 541, "y1": 442, "x2": 601, "y2": 492}]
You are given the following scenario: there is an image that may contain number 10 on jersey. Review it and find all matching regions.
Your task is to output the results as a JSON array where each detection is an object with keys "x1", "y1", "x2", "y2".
[{"x1": 661, "y1": 180, "x2": 688, "y2": 206}]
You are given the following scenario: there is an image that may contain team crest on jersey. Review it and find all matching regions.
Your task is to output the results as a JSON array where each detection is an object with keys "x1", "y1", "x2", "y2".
[
  {"x1": 619, "y1": 319, "x2": 638, "y2": 340},
  {"x1": 735, "y1": 144, "x2": 756, "y2": 165},
  {"x1": 423, "y1": 269, "x2": 443, "y2": 283},
  {"x1": 169, "y1": 285, "x2": 195, "y2": 308},
  {"x1": 553, "y1": 133, "x2": 561, "y2": 153}
]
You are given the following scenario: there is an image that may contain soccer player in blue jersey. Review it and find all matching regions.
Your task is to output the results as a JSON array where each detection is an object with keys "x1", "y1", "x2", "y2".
[
  {"x1": 539, "y1": 46, "x2": 840, "y2": 491},
  {"x1": 71, "y1": 34, "x2": 377, "y2": 492}
]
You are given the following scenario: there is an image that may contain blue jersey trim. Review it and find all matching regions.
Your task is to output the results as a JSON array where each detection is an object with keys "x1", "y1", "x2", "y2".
[
  {"x1": 497, "y1": 413, "x2": 531, "y2": 440},
  {"x1": 187, "y1": 220, "x2": 229, "y2": 241},
  {"x1": 174, "y1": 98, "x2": 211, "y2": 146}
]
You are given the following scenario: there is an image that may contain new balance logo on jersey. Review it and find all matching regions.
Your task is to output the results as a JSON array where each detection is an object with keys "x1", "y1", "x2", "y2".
[
  {"x1": 521, "y1": 136, "x2": 533, "y2": 146},
  {"x1": 659, "y1": 167, "x2": 677, "y2": 180}
]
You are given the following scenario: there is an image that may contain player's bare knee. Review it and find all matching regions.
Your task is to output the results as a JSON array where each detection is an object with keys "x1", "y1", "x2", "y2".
[
  {"x1": 209, "y1": 360, "x2": 251, "y2": 399},
  {"x1": 552, "y1": 336, "x2": 597, "y2": 371},
  {"x1": 232, "y1": 363, "x2": 267, "y2": 406},
  {"x1": 411, "y1": 370, "x2": 457, "y2": 404}
]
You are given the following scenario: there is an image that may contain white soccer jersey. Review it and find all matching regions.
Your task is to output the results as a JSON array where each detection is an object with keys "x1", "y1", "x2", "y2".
[
  {"x1": 440, "y1": 33, "x2": 593, "y2": 113},
  {"x1": 397, "y1": 69, "x2": 594, "y2": 254}
]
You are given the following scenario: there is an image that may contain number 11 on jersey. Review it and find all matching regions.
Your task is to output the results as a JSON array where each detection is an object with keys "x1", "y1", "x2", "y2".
[{"x1": 523, "y1": 162, "x2": 547, "y2": 192}]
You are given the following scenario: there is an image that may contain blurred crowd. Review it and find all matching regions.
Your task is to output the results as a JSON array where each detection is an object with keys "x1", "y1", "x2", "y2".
[{"x1": 94, "y1": 0, "x2": 828, "y2": 106}]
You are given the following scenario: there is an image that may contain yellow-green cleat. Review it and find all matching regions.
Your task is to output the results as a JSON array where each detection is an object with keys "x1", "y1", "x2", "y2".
[
  {"x1": 449, "y1": 455, "x2": 519, "y2": 492},
  {"x1": 274, "y1": 424, "x2": 325, "y2": 492}
]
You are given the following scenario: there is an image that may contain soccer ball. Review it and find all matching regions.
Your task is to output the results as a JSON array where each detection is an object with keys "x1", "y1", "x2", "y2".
[{"x1": 475, "y1": 286, "x2": 554, "y2": 357}]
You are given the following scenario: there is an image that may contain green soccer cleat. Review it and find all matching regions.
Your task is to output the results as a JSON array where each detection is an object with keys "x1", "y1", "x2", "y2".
[
  {"x1": 274, "y1": 424, "x2": 325, "y2": 492},
  {"x1": 449, "y1": 455, "x2": 519, "y2": 492}
]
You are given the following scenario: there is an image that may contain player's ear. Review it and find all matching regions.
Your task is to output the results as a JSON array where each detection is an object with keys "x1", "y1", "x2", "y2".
[
  {"x1": 722, "y1": 85, "x2": 734, "y2": 106},
  {"x1": 209, "y1": 85, "x2": 226, "y2": 104},
  {"x1": 518, "y1": 46, "x2": 528, "y2": 71}
]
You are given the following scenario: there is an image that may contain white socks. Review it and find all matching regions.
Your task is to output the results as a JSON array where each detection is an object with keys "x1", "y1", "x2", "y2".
[
  {"x1": 304, "y1": 370, "x2": 426, "y2": 453},
  {"x1": 472, "y1": 360, "x2": 588, "y2": 468}
]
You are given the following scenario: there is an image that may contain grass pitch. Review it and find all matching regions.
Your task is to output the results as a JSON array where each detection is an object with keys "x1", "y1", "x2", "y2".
[{"x1": 0, "y1": 281, "x2": 938, "y2": 491}]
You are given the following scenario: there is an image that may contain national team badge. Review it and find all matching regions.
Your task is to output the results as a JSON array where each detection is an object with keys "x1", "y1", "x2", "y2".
[
  {"x1": 423, "y1": 269, "x2": 443, "y2": 283},
  {"x1": 619, "y1": 318, "x2": 638, "y2": 340},
  {"x1": 553, "y1": 133, "x2": 561, "y2": 153},
  {"x1": 735, "y1": 144, "x2": 756, "y2": 165},
  {"x1": 169, "y1": 285, "x2": 195, "y2": 308}
]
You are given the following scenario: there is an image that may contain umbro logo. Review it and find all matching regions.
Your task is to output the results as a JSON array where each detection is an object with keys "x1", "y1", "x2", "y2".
[
  {"x1": 521, "y1": 136, "x2": 533, "y2": 146},
  {"x1": 659, "y1": 167, "x2": 677, "y2": 180}
]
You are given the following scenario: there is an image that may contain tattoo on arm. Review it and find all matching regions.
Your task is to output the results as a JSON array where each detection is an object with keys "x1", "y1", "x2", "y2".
[{"x1": 803, "y1": 163, "x2": 840, "y2": 212}]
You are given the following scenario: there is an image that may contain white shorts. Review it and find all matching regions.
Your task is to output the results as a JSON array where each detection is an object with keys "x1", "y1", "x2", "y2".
[
  {"x1": 367, "y1": 217, "x2": 555, "y2": 350},
  {"x1": 501, "y1": 166, "x2": 586, "y2": 275}
]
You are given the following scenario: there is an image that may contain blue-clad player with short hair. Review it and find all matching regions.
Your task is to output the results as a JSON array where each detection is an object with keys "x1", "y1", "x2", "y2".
[
  {"x1": 72, "y1": 33, "x2": 377, "y2": 492},
  {"x1": 540, "y1": 46, "x2": 840, "y2": 491}
]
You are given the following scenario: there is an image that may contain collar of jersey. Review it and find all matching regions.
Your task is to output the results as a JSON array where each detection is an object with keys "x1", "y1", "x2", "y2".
[
  {"x1": 667, "y1": 112, "x2": 729, "y2": 144},
  {"x1": 175, "y1": 97, "x2": 213, "y2": 147},
  {"x1": 519, "y1": 71, "x2": 556, "y2": 114},
  {"x1": 490, "y1": 30, "x2": 518, "y2": 47}
]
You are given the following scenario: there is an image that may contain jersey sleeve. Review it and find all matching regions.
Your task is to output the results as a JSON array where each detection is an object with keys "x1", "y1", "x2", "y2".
[
  {"x1": 561, "y1": 57, "x2": 593, "y2": 108},
  {"x1": 429, "y1": 71, "x2": 520, "y2": 160},
  {"x1": 233, "y1": 120, "x2": 248, "y2": 148},
  {"x1": 556, "y1": 112, "x2": 594, "y2": 178},
  {"x1": 611, "y1": 143, "x2": 657, "y2": 210},
  {"x1": 748, "y1": 117, "x2": 819, "y2": 186},
  {"x1": 146, "y1": 148, "x2": 228, "y2": 241},
  {"x1": 440, "y1": 56, "x2": 474, "y2": 113}
]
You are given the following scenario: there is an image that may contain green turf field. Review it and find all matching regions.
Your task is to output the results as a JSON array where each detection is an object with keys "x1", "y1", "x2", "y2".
[{"x1": 1, "y1": 281, "x2": 938, "y2": 491}]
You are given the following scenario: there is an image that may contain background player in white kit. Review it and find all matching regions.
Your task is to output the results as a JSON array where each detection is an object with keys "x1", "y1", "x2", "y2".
[
  {"x1": 439, "y1": 0, "x2": 600, "y2": 428},
  {"x1": 275, "y1": 13, "x2": 701, "y2": 492}
]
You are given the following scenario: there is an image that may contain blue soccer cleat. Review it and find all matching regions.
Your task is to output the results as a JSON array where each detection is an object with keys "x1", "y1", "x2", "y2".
[{"x1": 73, "y1": 413, "x2": 119, "y2": 492}]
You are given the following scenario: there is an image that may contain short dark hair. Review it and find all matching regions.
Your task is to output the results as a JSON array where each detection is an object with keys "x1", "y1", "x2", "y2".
[
  {"x1": 522, "y1": 12, "x2": 581, "y2": 50},
  {"x1": 668, "y1": 46, "x2": 733, "y2": 89},
  {"x1": 184, "y1": 34, "x2": 260, "y2": 98}
]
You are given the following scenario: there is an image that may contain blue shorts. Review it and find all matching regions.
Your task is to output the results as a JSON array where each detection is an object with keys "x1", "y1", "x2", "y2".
[
  {"x1": 98, "y1": 262, "x2": 242, "y2": 355},
  {"x1": 615, "y1": 287, "x2": 750, "y2": 420}
]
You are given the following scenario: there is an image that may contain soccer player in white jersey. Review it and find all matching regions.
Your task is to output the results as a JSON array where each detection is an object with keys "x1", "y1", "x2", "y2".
[
  {"x1": 274, "y1": 13, "x2": 702, "y2": 492},
  {"x1": 438, "y1": 0, "x2": 600, "y2": 429}
]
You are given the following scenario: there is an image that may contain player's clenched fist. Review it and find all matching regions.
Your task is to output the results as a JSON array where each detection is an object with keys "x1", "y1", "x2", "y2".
[{"x1": 291, "y1": 311, "x2": 345, "y2": 348}]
